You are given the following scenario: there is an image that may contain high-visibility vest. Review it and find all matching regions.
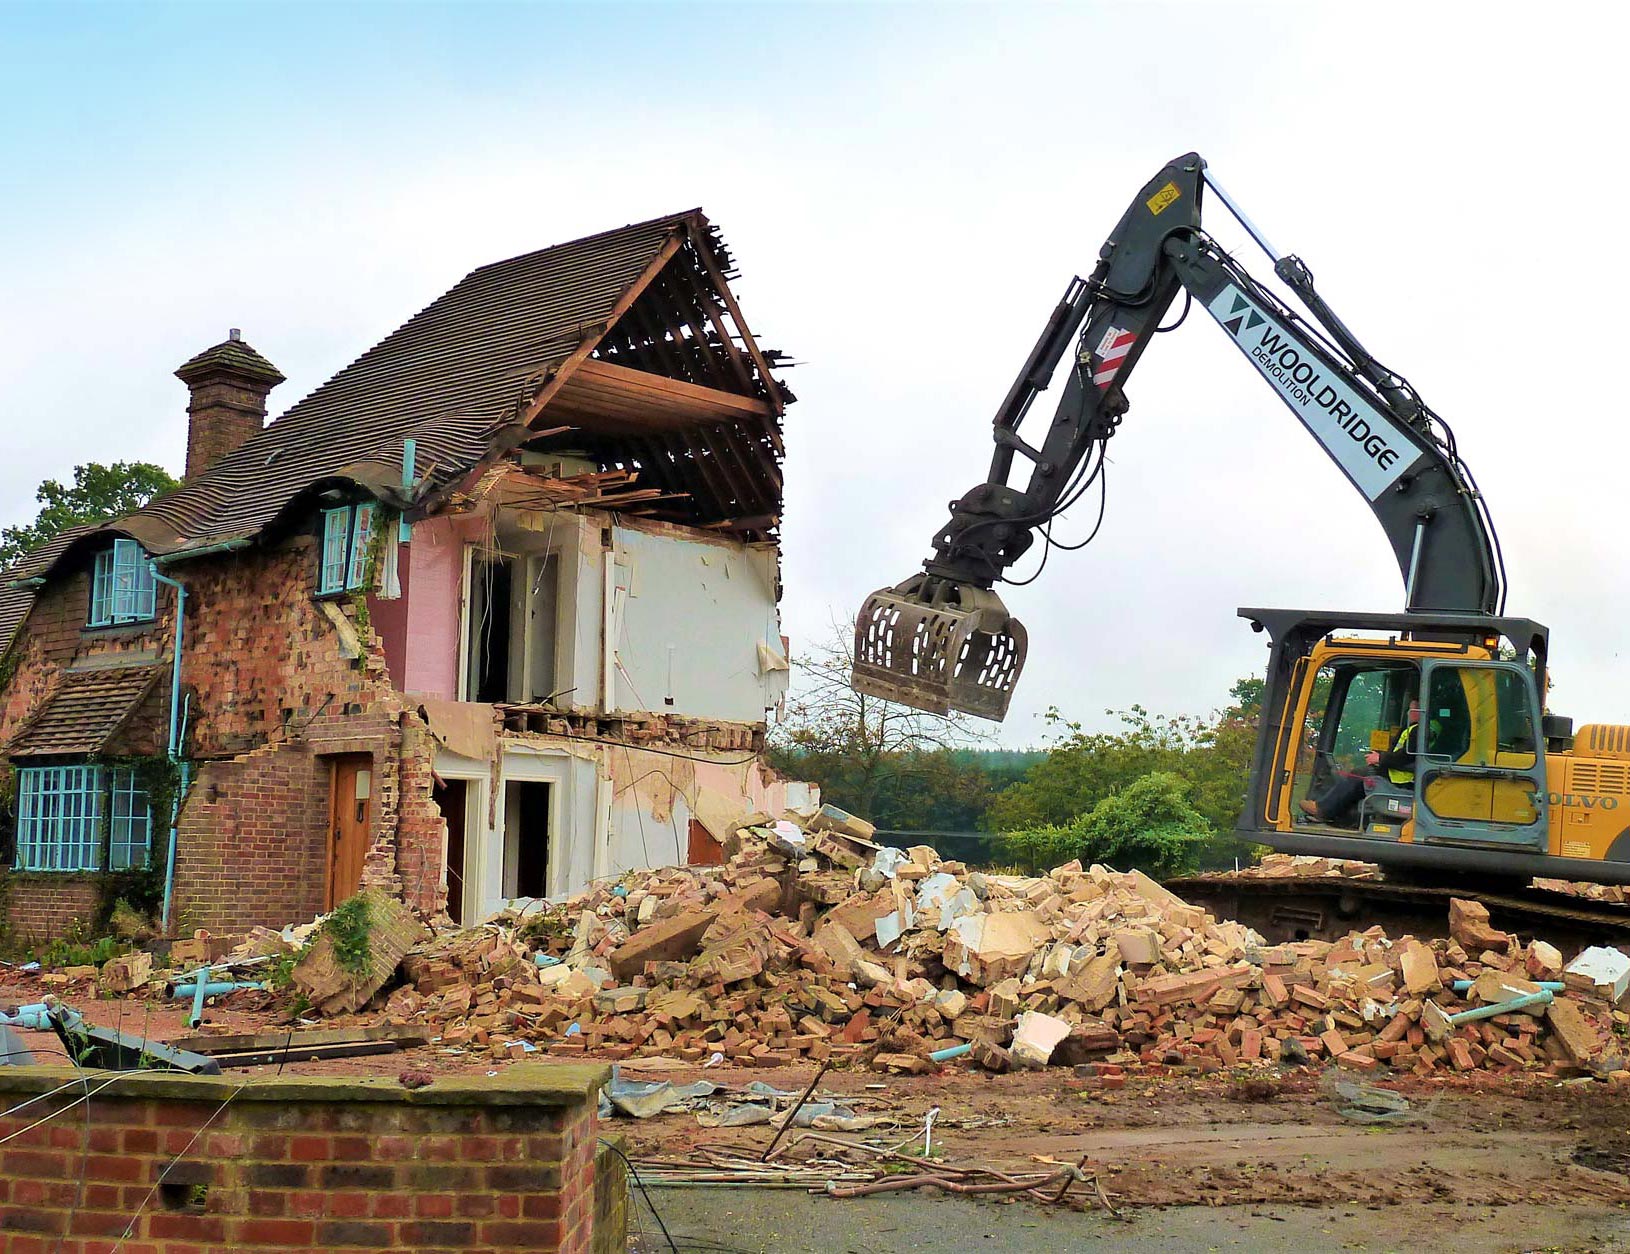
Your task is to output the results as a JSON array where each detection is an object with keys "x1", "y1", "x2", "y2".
[{"x1": 1387, "y1": 724, "x2": 1418, "y2": 786}]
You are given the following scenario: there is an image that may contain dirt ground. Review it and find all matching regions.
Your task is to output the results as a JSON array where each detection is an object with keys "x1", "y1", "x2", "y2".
[{"x1": 10, "y1": 978, "x2": 1630, "y2": 1229}]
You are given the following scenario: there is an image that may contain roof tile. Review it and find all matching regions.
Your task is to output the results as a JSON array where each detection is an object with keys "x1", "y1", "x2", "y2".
[{"x1": 8, "y1": 664, "x2": 164, "y2": 758}]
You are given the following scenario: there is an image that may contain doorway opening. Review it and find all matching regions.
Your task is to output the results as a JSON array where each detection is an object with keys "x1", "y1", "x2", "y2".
[
  {"x1": 466, "y1": 555, "x2": 514, "y2": 704},
  {"x1": 434, "y1": 778, "x2": 470, "y2": 925},
  {"x1": 325, "y1": 754, "x2": 373, "y2": 910},
  {"x1": 502, "y1": 780, "x2": 551, "y2": 899},
  {"x1": 463, "y1": 551, "x2": 562, "y2": 704}
]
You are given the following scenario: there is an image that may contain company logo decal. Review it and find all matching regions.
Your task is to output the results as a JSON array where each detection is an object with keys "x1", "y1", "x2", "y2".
[{"x1": 1206, "y1": 285, "x2": 1415, "y2": 500}]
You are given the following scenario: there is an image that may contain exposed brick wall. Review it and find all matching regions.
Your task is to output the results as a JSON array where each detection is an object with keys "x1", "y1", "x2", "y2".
[
  {"x1": 171, "y1": 743, "x2": 327, "y2": 936},
  {"x1": 394, "y1": 713, "x2": 449, "y2": 916},
  {"x1": 178, "y1": 536, "x2": 394, "y2": 760},
  {"x1": 0, "y1": 1064, "x2": 614, "y2": 1253},
  {"x1": 0, "y1": 529, "x2": 434, "y2": 941},
  {"x1": 591, "y1": 1139, "x2": 630, "y2": 1254},
  {"x1": 0, "y1": 875, "x2": 101, "y2": 945}
]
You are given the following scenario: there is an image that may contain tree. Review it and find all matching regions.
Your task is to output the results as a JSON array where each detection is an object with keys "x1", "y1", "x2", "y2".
[
  {"x1": 985, "y1": 677, "x2": 1267, "y2": 870},
  {"x1": 993, "y1": 771, "x2": 1211, "y2": 877},
  {"x1": 767, "y1": 625, "x2": 988, "y2": 824},
  {"x1": 0, "y1": 462, "x2": 179, "y2": 569}
]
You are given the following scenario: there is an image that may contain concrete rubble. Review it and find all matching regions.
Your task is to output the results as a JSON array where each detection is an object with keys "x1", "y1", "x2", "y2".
[
  {"x1": 38, "y1": 805, "x2": 1629, "y2": 1087},
  {"x1": 279, "y1": 806, "x2": 1626, "y2": 1084}
]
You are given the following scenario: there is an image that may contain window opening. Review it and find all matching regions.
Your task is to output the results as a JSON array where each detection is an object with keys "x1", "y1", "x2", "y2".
[
  {"x1": 1293, "y1": 661, "x2": 1418, "y2": 816},
  {"x1": 525, "y1": 553, "x2": 560, "y2": 702},
  {"x1": 466, "y1": 556, "x2": 514, "y2": 704},
  {"x1": 318, "y1": 503, "x2": 374, "y2": 594},
  {"x1": 108, "y1": 767, "x2": 154, "y2": 870},
  {"x1": 464, "y1": 550, "x2": 564, "y2": 705},
  {"x1": 88, "y1": 539, "x2": 157, "y2": 627},
  {"x1": 14, "y1": 764, "x2": 153, "y2": 872}
]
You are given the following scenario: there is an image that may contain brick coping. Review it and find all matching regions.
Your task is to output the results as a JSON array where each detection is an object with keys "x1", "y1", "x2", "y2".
[{"x1": 0, "y1": 1062, "x2": 608, "y2": 1106}]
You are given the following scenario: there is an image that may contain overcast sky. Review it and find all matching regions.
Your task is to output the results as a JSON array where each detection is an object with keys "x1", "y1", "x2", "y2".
[{"x1": 1, "y1": 2, "x2": 1621, "y2": 746}]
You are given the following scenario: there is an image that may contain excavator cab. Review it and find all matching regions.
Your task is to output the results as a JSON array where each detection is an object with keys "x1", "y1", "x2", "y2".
[{"x1": 1245, "y1": 608, "x2": 1553, "y2": 869}]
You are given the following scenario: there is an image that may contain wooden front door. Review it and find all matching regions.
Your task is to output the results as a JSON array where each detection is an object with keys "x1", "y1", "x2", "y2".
[{"x1": 327, "y1": 755, "x2": 373, "y2": 909}]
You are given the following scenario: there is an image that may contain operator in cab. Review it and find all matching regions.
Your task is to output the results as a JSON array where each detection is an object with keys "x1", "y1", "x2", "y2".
[{"x1": 1299, "y1": 699, "x2": 1425, "y2": 825}]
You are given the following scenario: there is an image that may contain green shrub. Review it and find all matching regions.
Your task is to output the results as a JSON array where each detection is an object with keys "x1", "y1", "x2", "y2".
[{"x1": 993, "y1": 770, "x2": 1210, "y2": 879}]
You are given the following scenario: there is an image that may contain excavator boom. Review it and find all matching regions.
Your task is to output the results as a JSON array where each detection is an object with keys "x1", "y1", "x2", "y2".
[{"x1": 853, "y1": 153, "x2": 1502, "y2": 721}]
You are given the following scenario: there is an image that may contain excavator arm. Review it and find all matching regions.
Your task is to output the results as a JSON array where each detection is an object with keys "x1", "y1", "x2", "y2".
[{"x1": 853, "y1": 152, "x2": 1503, "y2": 720}]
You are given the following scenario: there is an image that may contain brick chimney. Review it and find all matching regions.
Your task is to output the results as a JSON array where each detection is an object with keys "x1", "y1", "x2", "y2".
[{"x1": 175, "y1": 329, "x2": 285, "y2": 480}]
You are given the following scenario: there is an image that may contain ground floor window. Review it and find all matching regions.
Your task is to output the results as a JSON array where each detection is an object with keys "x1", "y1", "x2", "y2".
[{"x1": 14, "y1": 764, "x2": 155, "y2": 872}]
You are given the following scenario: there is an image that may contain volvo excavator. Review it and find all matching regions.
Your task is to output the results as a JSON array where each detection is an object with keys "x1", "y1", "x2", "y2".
[{"x1": 852, "y1": 153, "x2": 1630, "y2": 940}]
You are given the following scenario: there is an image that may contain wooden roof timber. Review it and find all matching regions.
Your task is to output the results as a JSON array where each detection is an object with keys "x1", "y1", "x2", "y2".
[
  {"x1": 548, "y1": 358, "x2": 774, "y2": 434},
  {"x1": 430, "y1": 216, "x2": 785, "y2": 537}
]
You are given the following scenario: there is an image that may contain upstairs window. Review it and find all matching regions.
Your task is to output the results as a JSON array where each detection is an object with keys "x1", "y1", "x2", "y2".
[
  {"x1": 318, "y1": 502, "x2": 376, "y2": 595},
  {"x1": 88, "y1": 539, "x2": 157, "y2": 627},
  {"x1": 14, "y1": 764, "x2": 154, "y2": 872}
]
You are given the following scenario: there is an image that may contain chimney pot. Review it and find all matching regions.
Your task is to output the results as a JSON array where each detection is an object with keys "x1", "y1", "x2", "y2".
[{"x1": 175, "y1": 333, "x2": 286, "y2": 481}]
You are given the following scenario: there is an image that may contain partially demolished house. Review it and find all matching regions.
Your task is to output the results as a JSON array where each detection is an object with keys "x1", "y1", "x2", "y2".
[{"x1": 0, "y1": 211, "x2": 804, "y2": 941}]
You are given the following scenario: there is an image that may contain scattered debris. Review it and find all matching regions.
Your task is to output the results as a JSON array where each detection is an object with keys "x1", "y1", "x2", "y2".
[
  {"x1": 292, "y1": 890, "x2": 426, "y2": 1015},
  {"x1": 37, "y1": 808, "x2": 1629, "y2": 1086}
]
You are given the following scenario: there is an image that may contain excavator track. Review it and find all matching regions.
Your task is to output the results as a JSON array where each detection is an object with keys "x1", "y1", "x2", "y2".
[{"x1": 1165, "y1": 872, "x2": 1630, "y2": 950}]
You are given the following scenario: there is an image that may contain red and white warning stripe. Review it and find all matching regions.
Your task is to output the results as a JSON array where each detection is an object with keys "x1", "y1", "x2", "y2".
[{"x1": 1092, "y1": 327, "x2": 1135, "y2": 389}]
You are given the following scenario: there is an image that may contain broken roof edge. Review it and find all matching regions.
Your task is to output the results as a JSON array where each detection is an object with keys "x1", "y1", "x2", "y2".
[
  {"x1": 11, "y1": 206, "x2": 788, "y2": 587},
  {"x1": 12, "y1": 473, "x2": 406, "y2": 580},
  {"x1": 463, "y1": 208, "x2": 704, "y2": 283}
]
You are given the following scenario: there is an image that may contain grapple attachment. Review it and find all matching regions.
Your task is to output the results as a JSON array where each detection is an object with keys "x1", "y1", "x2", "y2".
[{"x1": 851, "y1": 577, "x2": 1028, "y2": 721}]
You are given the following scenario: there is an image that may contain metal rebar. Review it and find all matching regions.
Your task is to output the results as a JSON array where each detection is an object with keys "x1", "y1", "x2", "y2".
[{"x1": 760, "y1": 1058, "x2": 830, "y2": 1161}]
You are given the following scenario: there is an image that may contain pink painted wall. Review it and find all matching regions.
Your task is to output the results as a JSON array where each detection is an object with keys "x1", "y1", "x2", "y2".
[
  {"x1": 399, "y1": 515, "x2": 481, "y2": 699},
  {"x1": 367, "y1": 547, "x2": 412, "y2": 689}
]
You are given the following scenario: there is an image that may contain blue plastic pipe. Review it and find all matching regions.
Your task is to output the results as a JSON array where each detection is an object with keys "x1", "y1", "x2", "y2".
[
  {"x1": 174, "y1": 981, "x2": 267, "y2": 998},
  {"x1": 929, "y1": 1042, "x2": 972, "y2": 1063},
  {"x1": 149, "y1": 563, "x2": 186, "y2": 934},
  {"x1": 1451, "y1": 979, "x2": 1563, "y2": 993},
  {"x1": 0, "y1": 1003, "x2": 51, "y2": 1030},
  {"x1": 1444, "y1": 990, "x2": 1553, "y2": 1025}
]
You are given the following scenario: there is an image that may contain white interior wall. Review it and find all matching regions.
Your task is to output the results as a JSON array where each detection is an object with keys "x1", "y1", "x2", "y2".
[
  {"x1": 608, "y1": 523, "x2": 788, "y2": 722},
  {"x1": 435, "y1": 744, "x2": 600, "y2": 920}
]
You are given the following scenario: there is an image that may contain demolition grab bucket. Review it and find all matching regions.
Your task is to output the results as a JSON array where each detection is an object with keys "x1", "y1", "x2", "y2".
[{"x1": 850, "y1": 579, "x2": 1028, "y2": 721}]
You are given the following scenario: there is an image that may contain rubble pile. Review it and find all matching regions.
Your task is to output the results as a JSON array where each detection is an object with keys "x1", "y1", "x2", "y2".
[
  {"x1": 361, "y1": 806, "x2": 1628, "y2": 1081},
  {"x1": 1212, "y1": 853, "x2": 1629, "y2": 909},
  {"x1": 1205, "y1": 853, "x2": 1382, "y2": 880}
]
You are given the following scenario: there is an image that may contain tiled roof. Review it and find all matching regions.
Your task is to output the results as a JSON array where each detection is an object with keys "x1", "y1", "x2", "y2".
[
  {"x1": 0, "y1": 524, "x2": 103, "y2": 656},
  {"x1": 0, "y1": 586, "x2": 31, "y2": 658},
  {"x1": 123, "y1": 210, "x2": 701, "y2": 555},
  {"x1": 8, "y1": 663, "x2": 163, "y2": 758}
]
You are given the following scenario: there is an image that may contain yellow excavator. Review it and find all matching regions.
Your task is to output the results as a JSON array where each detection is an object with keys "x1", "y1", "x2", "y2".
[{"x1": 852, "y1": 152, "x2": 1630, "y2": 904}]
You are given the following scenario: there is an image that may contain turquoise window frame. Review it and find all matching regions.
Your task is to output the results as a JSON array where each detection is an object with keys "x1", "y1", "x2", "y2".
[
  {"x1": 88, "y1": 539, "x2": 156, "y2": 627},
  {"x1": 318, "y1": 503, "x2": 374, "y2": 594},
  {"x1": 14, "y1": 764, "x2": 154, "y2": 872}
]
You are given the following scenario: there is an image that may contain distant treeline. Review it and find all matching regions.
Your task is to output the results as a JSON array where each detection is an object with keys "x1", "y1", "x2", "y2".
[{"x1": 771, "y1": 677, "x2": 1264, "y2": 874}]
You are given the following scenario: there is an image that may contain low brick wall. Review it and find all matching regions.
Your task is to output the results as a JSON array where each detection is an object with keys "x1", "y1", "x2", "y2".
[
  {"x1": 0, "y1": 1063, "x2": 621, "y2": 1253},
  {"x1": 1, "y1": 873, "x2": 103, "y2": 945}
]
